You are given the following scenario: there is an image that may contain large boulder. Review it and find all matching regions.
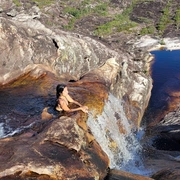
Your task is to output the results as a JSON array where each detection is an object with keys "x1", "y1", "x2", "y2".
[
  {"x1": 0, "y1": 115, "x2": 109, "y2": 180},
  {"x1": 0, "y1": 15, "x2": 119, "y2": 84}
]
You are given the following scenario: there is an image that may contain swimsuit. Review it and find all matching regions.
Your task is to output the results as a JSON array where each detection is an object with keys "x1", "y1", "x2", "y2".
[{"x1": 56, "y1": 104, "x2": 63, "y2": 111}]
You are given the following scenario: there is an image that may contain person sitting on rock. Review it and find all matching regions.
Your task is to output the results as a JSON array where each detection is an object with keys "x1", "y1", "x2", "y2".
[{"x1": 55, "y1": 84, "x2": 88, "y2": 113}]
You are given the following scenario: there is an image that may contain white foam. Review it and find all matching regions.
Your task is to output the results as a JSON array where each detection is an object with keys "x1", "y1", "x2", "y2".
[
  {"x1": 2, "y1": 121, "x2": 36, "y2": 138},
  {"x1": 87, "y1": 93, "x2": 151, "y2": 175},
  {"x1": 0, "y1": 123, "x2": 4, "y2": 138}
]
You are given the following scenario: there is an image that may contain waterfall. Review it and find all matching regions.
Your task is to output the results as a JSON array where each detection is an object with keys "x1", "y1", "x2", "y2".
[
  {"x1": 87, "y1": 93, "x2": 148, "y2": 175},
  {"x1": 0, "y1": 123, "x2": 4, "y2": 138}
]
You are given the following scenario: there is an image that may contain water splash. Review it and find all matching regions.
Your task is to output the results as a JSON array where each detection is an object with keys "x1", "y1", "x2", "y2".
[
  {"x1": 0, "y1": 114, "x2": 36, "y2": 139},
  {"x1": 1, "y1": 122, "x2": 36, "y2": 138},
  {"x1": 87, "y1": 93, "x2": 148, "y2": 175},
  {"x1": 0, "y1": 123, "x2": 4, "y2": 138}
]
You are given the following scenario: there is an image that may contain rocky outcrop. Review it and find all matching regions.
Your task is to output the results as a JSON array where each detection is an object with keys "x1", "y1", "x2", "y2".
[
  {"x1": 0, "y1": 16, "x2": 117, "y2": 84},
  {"x1": 0, "y1": 1, "x2": 154, "y2": 179},
  {"x1": 0, "y1": 54, "x2": 153, "y2": 179},
  {"x1": 0, "y1": 116, "x2": 108, "y2": 179},
  {"x1": 0, "y1": 118, "x2": 108, "y2": 180},
  {"x1": 0, "y1": 13, "x2": 152, "y2": 128},
  {"x1": 143, "y1": 148, "x2": 180, "y2": 180},
  {"x1": 152, "y1": 169, "x2": 180, "y2": 180}
]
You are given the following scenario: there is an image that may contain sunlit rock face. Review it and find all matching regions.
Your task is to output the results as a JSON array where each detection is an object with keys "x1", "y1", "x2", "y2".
[
  {"x1": 0, "y1": 16, "x2": 118, "y2": 84},
  {"x1": 0, "y1": 15, "x2": 152, "y2": 128},
  {"x1": 111, "y1": 52, "x2": 153, "y2": 127}
]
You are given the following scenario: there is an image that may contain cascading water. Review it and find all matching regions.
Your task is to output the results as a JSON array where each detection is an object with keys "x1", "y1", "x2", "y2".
[
  {"x1": 0, "y1": 123, "x2": 4, "y2": 138},
  {"x1": 87, "y1": 93, "x2": 149, "y2": 175}
]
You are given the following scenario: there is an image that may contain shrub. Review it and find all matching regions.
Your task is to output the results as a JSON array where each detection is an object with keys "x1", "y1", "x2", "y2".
[
  {"x1": 93, "y1": 3, "x2": 108, "y2": 16},
  {"x1": 94, "y1": 1, "x2": 138, "y2": 36},
  {"x1": 13, "y1": 0, "x2": 22, "y2": 6},
  {"x1": 64, "y1": 1, "x2": 108, "y2": 30},
  {"x1": 32, "y1": 0, "x2": 55, "y2": 8},
  {"x1": 140, "y1": 25, "x2": 156, "y2": 35},
  {"x1": 174, "y1": 8, "x2": 180, "y2": 29},
  {"x1": 157, "y1": 1, "x2": 173, "y2": 35}
]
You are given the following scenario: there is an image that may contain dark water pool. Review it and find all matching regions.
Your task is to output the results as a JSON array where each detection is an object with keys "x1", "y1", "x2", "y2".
[
  {"x1": 0, "y1": 74, "x2": 58, "y2": 138},
  {"x1": 145, "y1": 50, "x2": 180, "y2": 151},
  {"x1": 143, "y1": 50, "x2": 180, "y2": 123},
  {"x1": 151, "y1": 50, "x2": 180, "y2": 94}
]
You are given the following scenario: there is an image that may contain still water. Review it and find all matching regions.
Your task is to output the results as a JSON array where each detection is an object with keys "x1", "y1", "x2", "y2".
[
  {"x1": 143, "y1": 50, "x2": 180, "y2": 127},
  {"x1": 150, "y1": 50, "x2": 180, "y2": 95}
]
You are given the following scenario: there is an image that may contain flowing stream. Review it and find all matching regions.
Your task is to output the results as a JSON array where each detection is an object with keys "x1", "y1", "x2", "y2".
[{"x1": 87, "y1": 93, "x2": 150, "y2": 175}]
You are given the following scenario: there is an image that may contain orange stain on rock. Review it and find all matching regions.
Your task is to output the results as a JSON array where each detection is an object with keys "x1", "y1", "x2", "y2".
[{"x1": 69, "y1": 81, "x2": 108, "y2": 116}]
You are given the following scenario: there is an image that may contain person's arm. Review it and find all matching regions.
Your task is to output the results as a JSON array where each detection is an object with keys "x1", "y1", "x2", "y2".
[
  {"x1": 60, "y1": 99, "x2": 88, "y2": 113},
  {"x1": 72, "y1": 100, "x2": 82, "y2": 107},
  {"x1": 66, "y1": 94, "x2": 82, "y2": 106}
]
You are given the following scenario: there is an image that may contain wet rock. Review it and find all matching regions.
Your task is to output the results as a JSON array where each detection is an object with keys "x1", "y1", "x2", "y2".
[
  {"x1": 0, "y1": 76, "x2": 110, "y2": 179},
  {"x1": 0, "y1": 50, "x2": 153, "y2": 179},
  {"x1": 45, "y1": 116, "x2": 86, "y2": 151},
  {"x1": 0, "y1": 59, "x2": 124, "y2": 179},
  {"x1": 149, "y1": 106, "x2": 180, "y2": 151},
  {"x1": 151, "y1": 169, "x2": 180, "y2": 180},
  {"x1": 142, "y1": 137, "x2": 180, "y2": 179},
  {"x1": 41, "y1": 107, "x2": 54, "y2": 121},
  {"x1": 105, "y1": 169, "x2": 154, "y2": 180},
  {"x1": 0, "y1": 135, "x2": 108, "y2": 179}
]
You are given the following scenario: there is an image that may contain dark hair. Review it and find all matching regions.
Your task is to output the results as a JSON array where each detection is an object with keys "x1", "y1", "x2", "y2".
[{"x1": 56, "y1": 84, "x2": 66, "y2": 98}]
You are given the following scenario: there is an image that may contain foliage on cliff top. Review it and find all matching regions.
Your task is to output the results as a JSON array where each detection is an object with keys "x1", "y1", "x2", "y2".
[{"x1": 11, "y1": 0, "x2": 180, "y2": 38}]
